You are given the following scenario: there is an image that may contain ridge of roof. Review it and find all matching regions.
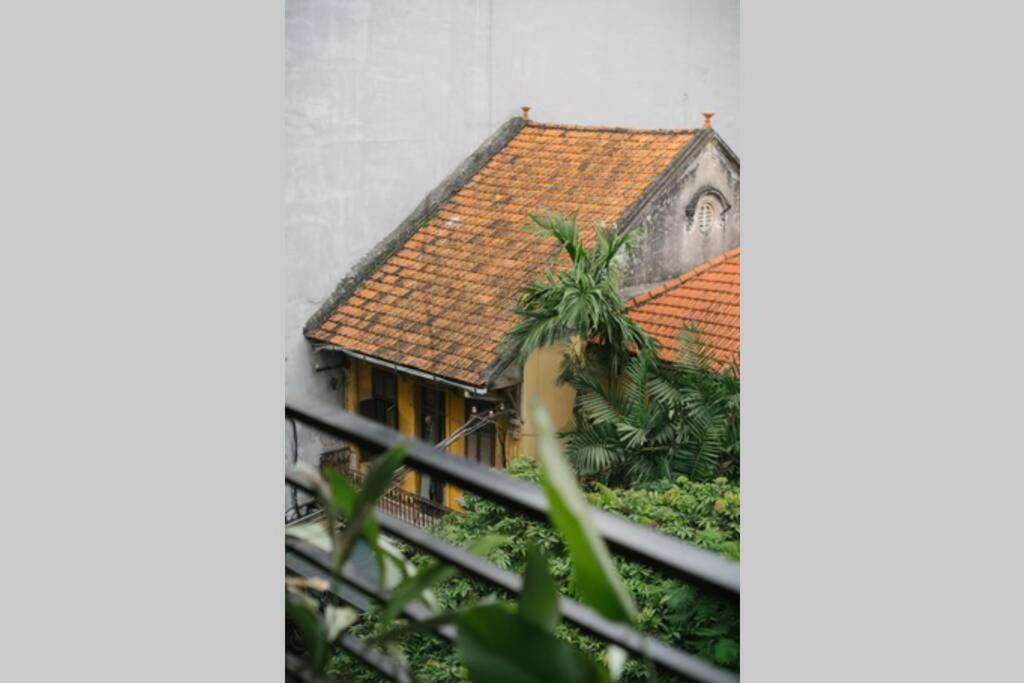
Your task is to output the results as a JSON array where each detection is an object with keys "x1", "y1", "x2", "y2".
[
  {"x1": 524, "y1": 120, "x2": 699, "y2": 136},
  {"x1": 625, "y1": 247, "x2": 741, "y2": 309}
]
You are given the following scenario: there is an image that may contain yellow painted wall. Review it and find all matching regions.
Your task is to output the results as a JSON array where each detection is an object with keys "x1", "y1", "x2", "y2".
[
  {"x1": 444, "y1": 388, "x2": 466, "y2": 511},
  {"x1": 337, "y1": 351, "x2": 578, "y2": 511},
  {"x1": 396, "y1": 373, "x2": 419, "y2": 494},
  {"x1": 344, "y1": 360, "x2": 360, "y2": 411},
  {"x1": 352, "y1": 361, "x2": 419, "y2": 488},
  {"x1": 355, "y1": 360, "x2": 372, "y2": 403},
  {"x1": 345, "y1": 359, "x2": 460, "y2": 504},
  {"x1": 517, "y1": 343, "x2": 578, "y2": 458}
]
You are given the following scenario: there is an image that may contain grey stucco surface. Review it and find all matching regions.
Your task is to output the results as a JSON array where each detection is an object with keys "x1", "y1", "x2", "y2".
[
  {"x1": 285, "y1": 0, "x2": 739, "y2": 470},
  {"x1": 622, "y1": 136, "x2": 741, "y2": 292}
]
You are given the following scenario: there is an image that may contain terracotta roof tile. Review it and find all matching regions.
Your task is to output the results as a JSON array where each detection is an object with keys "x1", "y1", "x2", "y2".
[
  {"x1": 625, "y1": 248, "x2": 740, "y2": 371},
  {"x1": 309, "y1": 121, "x2": 697, "y2": 387}
]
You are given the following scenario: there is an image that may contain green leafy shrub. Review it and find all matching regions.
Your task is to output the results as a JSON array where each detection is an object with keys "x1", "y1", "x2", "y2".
[
  {"x1": 502, "y1": 211, "x2": 653, "y2": 380},
  {"x1": 501, "y1": 212, "x2": 740, "y2": 486},
  {"x1": 333, "y1": 457, "x2": 739, "y2": 681},
  {"x1": 565, "y1": 337, "x2": 740, "y2": 485}
]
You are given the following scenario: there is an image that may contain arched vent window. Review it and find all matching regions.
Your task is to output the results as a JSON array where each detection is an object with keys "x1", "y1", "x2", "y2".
[
  {"x1": 693, "y1": 197, "x2": 721, "y2": 235},
  {"x1": 696, "y1": 202, "x2": 716, "y2": 234}
]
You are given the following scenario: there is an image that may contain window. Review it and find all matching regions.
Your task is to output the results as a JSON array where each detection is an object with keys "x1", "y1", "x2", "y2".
[
  {"x1": 695, "y1": 199, "x2": 718, "y2": 235},
  {"x1": 687, "y1": 190, "x2": 729, "y2": 237},
  {"x1": 419, "y1": 385, "x2": 446, "y2": 445},
  {"x1": 419, "y1": 385, "x2": 446, "y2": 504},
  {"x1": 465, "y1": 400, "x2": 497, "y2": 468},
  {"x1": 359, "y1": 368, "x2": 398, "y2": 428}
]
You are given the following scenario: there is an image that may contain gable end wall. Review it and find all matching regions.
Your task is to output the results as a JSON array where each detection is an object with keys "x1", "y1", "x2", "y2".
[{"x1": 620, "y1": 136, "x2": 740, "y2": 291}]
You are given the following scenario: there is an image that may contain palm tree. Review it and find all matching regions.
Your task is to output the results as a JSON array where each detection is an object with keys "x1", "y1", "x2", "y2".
[
  {"x1": 650, "y1": 326, "x2": 740, "y2": 481},
  {"x1": 565, "y1": 326, "x2": 740, "y2": 485},
  {"x1": 501, "y1": 212, "x2": 655, "y2": 379},
  {"x1": 504, "y1": 212, "x2": 739, "y2": 485},
  {"x1": 564, "y1": 348, "x2": 677, "y2": 485}
]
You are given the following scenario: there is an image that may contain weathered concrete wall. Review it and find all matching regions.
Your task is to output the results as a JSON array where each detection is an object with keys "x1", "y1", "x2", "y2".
[
  {"x1": 622, "y1": 137, "x2": 741, "y2": 292},
  {"x1": 286, "y1": 0, "x2": 739, "y2": 480}
]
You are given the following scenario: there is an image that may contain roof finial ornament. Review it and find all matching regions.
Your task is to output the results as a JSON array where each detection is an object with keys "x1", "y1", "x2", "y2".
[
  {"x1": 521, "y1": 106, "x2": 531, "y2": 120},
  {"x1": 702, "y1": 112, "x2": 714, "y2": 129}
]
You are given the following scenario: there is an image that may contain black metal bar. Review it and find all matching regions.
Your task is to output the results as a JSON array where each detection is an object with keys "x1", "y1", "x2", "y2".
[
  {"x1": 285, "y1": 537, "x2": 456, "y2": 642},
  {"x1": 285, "y1": 561, "x2": 415, "y2": 683},
  {"x1": 373, "y1": 511, "x2": 738, "y2": 683},
  {"x1": 286, "y1": 508, "x2": 736, "y2": 683},
  {"x1": 286, "y1": 397, "x2": 739, "y2": 598},
  {"x1": 336, "y1": 633, "x2": 415, "y2": 683},
  {"x1": 287, "y1": 552, "x2": 374, "y2": 613},
  {"x1": 286, "y1": 635, "x2": 415, "y2": 683},
  {"x1": 286, "y1": 500, "x2": 323, "y2": 525}
]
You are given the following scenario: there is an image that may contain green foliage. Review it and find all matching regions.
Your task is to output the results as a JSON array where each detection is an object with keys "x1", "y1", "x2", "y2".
[
  {"x1": 286, "y1": 445, "x2": 409, "y2": 677},
  {"x1": 381, "y1": 535, "x2": 507, "y2": 625},
  {"x1": 457, "y1": 603, "x2": 610, "y2": 683},
  {"x1": 566, "y1": 326, "x2": 740, "y2": 485},
  {"x1": 286, "y1": 587, "x2": 331, "y2": 672},
  {"x1": 648, "y1": 328, "x2": 740, "y2": 482},
  {"x1": 533, "y1": 402, "x2": 637, "y2": 624},
  {"x1": 518, "y1": 545, "x2": 561, "y2": 633},
  {"x1": 501, "y1": 212, "x2": 739, "y2": 485},
  {"x1": 502, "y1": 212, "x2": 655, "y2": 378},
  {"x1": 293, "y1": 412, "x2": 654, "y2": 682},
  {"x1": 333, "y1": 457, "x2": 740, "y2": 682}
]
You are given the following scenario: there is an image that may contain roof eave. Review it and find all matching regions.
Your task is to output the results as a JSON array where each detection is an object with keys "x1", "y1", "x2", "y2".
[
  {"x1": 624, "y1": 247, "x2": 741, "y2": 309},
  {"x1": 312, "y1": 343, "x2": 490, "y2": 395}
]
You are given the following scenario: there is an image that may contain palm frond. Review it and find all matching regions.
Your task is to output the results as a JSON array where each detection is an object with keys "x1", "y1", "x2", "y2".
[
  {"x1": 565, "y1": 423, "x2": 622, "y2": 475},
  {"x1": 504, "y1": 211, "x2": 739, "y2": 485},
  {"x1": 576, "y1": 389, "x2": 621, "y2": 426}
]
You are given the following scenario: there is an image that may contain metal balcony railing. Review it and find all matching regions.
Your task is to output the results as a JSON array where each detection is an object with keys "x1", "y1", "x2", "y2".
[
  {"x1": 285, "y1": 396, "x2": 741, "y2": 683},
  {"x1": 319, "y1": 444, "x2": 450, "y2": 528}
]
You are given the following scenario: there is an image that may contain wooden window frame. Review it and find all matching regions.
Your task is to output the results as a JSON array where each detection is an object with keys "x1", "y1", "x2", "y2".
[{"x1": 361, "y1": 367, "x2": 398, "y2": 429}]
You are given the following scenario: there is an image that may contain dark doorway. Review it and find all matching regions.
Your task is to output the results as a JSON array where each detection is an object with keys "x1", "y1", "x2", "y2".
[
  {"x1": 465, "y1": 399, "x2": 497, "y2": 468},
  {"x1": 359, "y1": 368, "x2": 398, "y2": 429},
  {"x1": 419, "y1": 384, "x2": 446, "y2": 505}
]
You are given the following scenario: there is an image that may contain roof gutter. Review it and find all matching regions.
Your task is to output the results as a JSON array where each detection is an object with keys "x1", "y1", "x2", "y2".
[{"x1": 313, "y1": 343, "x2": 489, "y2": 395}]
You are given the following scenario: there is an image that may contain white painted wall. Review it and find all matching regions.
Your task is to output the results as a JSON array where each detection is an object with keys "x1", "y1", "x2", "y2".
[{"x1": 285, "y1": 0, "x2": 739, "y2": 466}]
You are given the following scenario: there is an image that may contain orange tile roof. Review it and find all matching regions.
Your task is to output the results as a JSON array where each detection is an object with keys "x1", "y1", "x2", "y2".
[
  {"x1": 625, "y1": 248, "x2": 740, "y2": 370},
  {"x1": 308, "y1": 120, "x2": 697, "y2": 387}
]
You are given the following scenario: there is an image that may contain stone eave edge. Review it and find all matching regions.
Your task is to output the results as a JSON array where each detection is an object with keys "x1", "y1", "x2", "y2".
[{"x1": 303, "y1": 116, "x2": 529, "y2": 336}]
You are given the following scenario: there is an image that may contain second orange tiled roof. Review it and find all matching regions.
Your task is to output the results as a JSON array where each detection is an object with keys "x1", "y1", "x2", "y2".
[
  {"x1": 625, "y1": 248, "x2": 740, "y2": 370},
  {"x1": 308, "y1": 121, "x2": 697, "y2": 387}
]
